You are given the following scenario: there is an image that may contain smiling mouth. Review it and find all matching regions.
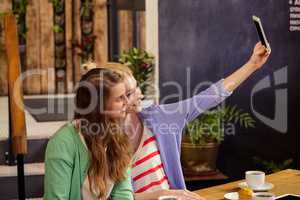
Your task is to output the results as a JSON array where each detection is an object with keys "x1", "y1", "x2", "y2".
[{"x1": 126, "y1": 105, "x2": 137, "y2": 112}]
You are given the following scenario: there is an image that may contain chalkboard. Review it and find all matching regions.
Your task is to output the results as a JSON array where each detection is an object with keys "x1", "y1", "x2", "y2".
[{"x1": 158, "y1": 0, "x2": 300, "y2": 178}]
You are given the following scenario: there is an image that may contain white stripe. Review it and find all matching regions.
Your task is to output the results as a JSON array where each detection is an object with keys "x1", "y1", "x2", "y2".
[
  {"x1": 133, "y1": 169, "x2": 167, "y2": 189},
  {"x1": 132, "y1": 154, "x2": 162, "y2": 177},
  {"x1": 141, "y1": 181, "x2": 170, "y2": 192}
]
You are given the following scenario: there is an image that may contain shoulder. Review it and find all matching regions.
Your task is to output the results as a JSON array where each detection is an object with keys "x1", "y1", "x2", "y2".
[
  {"x1": 50, "y1": 123, "x2": 76, "y2": 141},
  {"x1": 46, "y1": 123, "x2": 78, "y2": 160}
]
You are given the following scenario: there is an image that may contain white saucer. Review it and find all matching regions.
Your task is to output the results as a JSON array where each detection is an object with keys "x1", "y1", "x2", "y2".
[
  {"x1": 224, "y1": 192, "x2": 238, "y2": 200},
  {"x1": 238, "y1": 182, "x2": 274, "y2": 191}
]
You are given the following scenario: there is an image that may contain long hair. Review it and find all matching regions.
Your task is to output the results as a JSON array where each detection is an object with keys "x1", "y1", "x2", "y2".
[{"x1": 74, "y1": 68, "x2": 132, "y2": 198}]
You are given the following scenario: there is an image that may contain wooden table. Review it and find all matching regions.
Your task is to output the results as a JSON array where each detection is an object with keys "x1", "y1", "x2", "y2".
[{"x1": 194, "y1": 169, "x2": 300, "y2": 199}]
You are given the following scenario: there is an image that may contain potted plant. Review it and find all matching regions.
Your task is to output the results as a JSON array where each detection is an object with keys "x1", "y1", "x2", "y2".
[
  {"x1": 82, "y1": 21, "x2": 93, "y2": 35},
  {"x1": 50, "y1": 0, "x2": 65, "y2": 15},
  {"x1": 119, "y1": 48, "x2": 154, "y2": 95},
  {"x1": 12, "y1": 0, "x2": 28, "y2": 44},
  {"x1": 181, "y1": 105, "x2": 256, "y2": 175},
  {"x1": 55, "y1": 14, "x2": 65, "y2": 27},
  {"x1": 81, "y1": 0, "x2": 93, "y2": 21},
  {"x1": 253, "y1": 157, "x2": 294, "y2": 174}
]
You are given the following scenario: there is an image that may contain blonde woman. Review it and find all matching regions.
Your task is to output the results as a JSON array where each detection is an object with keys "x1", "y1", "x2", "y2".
[{"x1": 104, "y1": 42, "x2": 270, "y2": 200}]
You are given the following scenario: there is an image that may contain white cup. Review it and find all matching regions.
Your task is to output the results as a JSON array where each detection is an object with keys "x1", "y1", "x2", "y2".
[
  {"x1": 252, "y1": 192, "x2": 275, "y2": 200},
  {"x1": 245, "y1": 171, "x2": 265, "y2": 188},
  {"x1": 158, "y1": 196, "x2": 179, "y2": 200}
]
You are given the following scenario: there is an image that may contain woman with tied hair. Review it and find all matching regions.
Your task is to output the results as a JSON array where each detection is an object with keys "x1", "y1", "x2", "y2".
[
  {"x1": 44, "y1": 67, "x2": 134, "y2": 200},
  {"x1": 105, "y1": 42, "x2": 270, "y2": 200},
  {"x1": 104, "y1": 63, "x2": 204, "y2": 199}
]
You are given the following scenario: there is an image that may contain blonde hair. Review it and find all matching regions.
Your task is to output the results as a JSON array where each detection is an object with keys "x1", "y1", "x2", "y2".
[
  {"x1": 81, "y1": 61, "x2": 133, "y2": 77},
  {"x1": 103, "y1": 62, "x2": 133, "y2": 76}
]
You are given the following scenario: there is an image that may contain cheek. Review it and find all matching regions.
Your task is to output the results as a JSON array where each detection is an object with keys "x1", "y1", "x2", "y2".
[
  {"x1": 128, "y1": 96, "x2": 136, "y2": 105},
  {"x1": 108, "y1": 101, "x2": 124, "y2": 111},
  {"x1": 137, "y1": 88, "x2": 142, "y2": 96},
  {"x1": 105, "y1": 102, "x2": 126, "y2": 119},
  {"x1": 135, "y1": 93, "x2": 142, "y2": 105},
  {"x1": 133, "y1": 92, "x2": 141, "y2": 101}
]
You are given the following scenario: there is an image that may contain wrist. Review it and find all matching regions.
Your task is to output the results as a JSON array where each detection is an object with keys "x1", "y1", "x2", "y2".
[
  {"x1": 159, "y1": 189, "x2": 168, "y2": 197},
  {"x1": 246, "y1": 60, "x2": 259, "y2": 72}
]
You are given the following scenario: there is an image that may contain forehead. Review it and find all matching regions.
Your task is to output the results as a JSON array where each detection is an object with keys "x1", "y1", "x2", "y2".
[
  {"x1": 109, "y1": 83, "x2": 126, "y2": 98},
  {"x1": 124, "y1": 75, "x2": 137, "y2": 90}
]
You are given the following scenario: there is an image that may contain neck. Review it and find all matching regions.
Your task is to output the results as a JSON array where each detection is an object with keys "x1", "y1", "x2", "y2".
[{"x1": 125, "y1": 112, "x2": 143, "y2": 153}]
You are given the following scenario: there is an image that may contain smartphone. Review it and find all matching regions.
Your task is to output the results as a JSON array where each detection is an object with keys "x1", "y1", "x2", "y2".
[
  {"x1": 252, "y1": 15, "x2": 271, "y2": 51},
  {"x1": 276, "y1": 194, "x2": 300, "y2": 200}
]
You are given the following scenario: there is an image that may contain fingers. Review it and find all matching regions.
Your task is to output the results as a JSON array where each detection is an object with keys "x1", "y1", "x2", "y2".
[
  {"x1": 262, "y1": 45, "x2": 271, "y2": 57},
  {"x1": 255, "y1": 42, "x2": 262, "y2": 48},
  {"x1": 172, "y1": 189, "x2": 205, "y2": 200},
  {"x1": 266, "y1": 43, "x2": 271, "y2": 55},
  {"x1": 256, "y1": 45, "x2": 268, "y2": 56},
  {"x1": 184, "y1": 190, "x2": 206, "y2": 200},
  {"x1": 255, "y1": 42, "x2": 267, "y2": 52},
  {"x1": 264, "y1": 52, "x2": 271, "y2": 61},
  {"x1": 255, "y1": 42, "x2": 271, "y2": 56}
]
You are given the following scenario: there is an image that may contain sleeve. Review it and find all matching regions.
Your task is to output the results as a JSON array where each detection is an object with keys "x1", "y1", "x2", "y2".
[
  {"x1": 43, "y1": 135, "x2": 75, "y2": 200},
  {"x1": 110, "y1": 168, "x2": 134, "y2": 200},
  {"x1": 157, "y1": 79, "x2": 232, "y2": 124}
]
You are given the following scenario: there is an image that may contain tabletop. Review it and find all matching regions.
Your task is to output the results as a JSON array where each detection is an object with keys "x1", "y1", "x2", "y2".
[{"x1": 194, "y1": 169, "x2": 300, "y2": 199}]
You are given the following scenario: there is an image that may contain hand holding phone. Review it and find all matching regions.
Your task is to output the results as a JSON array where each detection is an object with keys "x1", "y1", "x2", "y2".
[{"x1": 252, "y1": 15, "x2": 271, "y2": 52}]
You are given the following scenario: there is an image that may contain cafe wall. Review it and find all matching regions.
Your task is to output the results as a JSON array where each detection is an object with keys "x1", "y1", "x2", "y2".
[
  {"x1": 0, "y1": 0, "x2": 145, "y2": 95},
  {"x1": 158, "y1": 0, "x2": 300, "y2": 179}
]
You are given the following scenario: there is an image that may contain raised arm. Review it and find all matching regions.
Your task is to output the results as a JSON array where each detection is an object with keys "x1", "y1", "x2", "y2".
[
  {"x1": 154, "y1": 42, "x2": 270, "y2": 124},
  {"x1": 223, "y1": 42, "x2": 270, "y2": 92}
]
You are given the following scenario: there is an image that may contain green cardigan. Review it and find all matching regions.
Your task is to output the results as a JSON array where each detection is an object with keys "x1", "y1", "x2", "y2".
[{"x1": 44, "y1": 123, "x2": 134, "y2": 200}]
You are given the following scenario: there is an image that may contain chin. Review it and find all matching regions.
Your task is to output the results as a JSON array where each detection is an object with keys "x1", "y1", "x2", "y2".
[
  {"x1": 120, "y1": 112, "x2": 127, "y2": 119},
  {"x1": 135, "y1": 101, "x2": 143, "y2": 112},
  {"x1": 131, "y1": 104, "x2": 142, "y2": 113},
  {"x1": 111, "y1": 112, "x2": 127, "y2": 120},
  {"x1": 136, "y1": 106, "x2": 142, "y2": 112}
]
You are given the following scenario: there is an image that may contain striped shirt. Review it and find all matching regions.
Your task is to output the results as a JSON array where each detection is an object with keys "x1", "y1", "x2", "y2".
[{"x1": 131, "y1": 126, "x2": 170, "y2": 193}]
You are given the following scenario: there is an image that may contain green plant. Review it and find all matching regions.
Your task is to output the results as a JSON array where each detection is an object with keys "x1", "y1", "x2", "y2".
[
  {"x1": 53, "y1": 24, "x2": 64, "y2": 33},
  {"x1": 119, "y1": 48, "x2": 154, "y2": 94},
  {"x1": 49, "y1": 0, "x2": 59, "y2": 8},
  {"x1": 49, "y1": 0, "x2": 64, "y2": 11},
  {"x1": 0, "y1": 12, "x2": 8, "y2": 18},
  {"x1": 12, "y1": 0, "x2": 28, "y2": 42},
  {"x1": 185, "y1": 105, "x2": 255, "y2": 145},
  {"x1": 81, "y1": 0, "x2": 93, "y2": 19},
  {"x1": 253, "y1": 157, "x2": 293, "y2": 174}
]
